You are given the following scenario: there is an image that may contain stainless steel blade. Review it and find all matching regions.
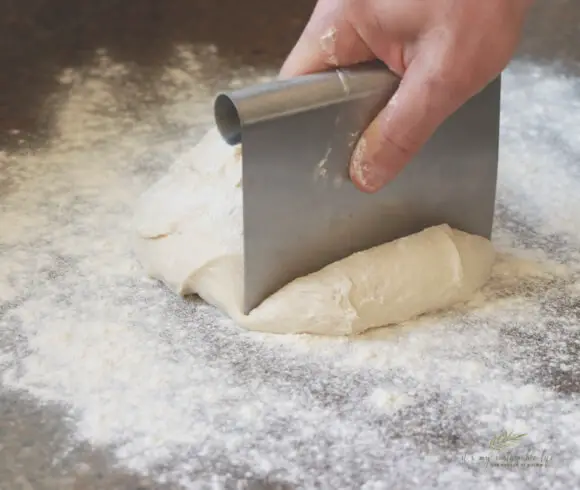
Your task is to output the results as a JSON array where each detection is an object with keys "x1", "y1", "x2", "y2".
[{"x1": 214, "y1": 61, "x2": 500, "y2": 314}]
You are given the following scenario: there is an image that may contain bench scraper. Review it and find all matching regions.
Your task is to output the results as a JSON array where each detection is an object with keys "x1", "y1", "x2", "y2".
[{"x1": 213, "y1": 61, "x2": 500, "y2": 315}]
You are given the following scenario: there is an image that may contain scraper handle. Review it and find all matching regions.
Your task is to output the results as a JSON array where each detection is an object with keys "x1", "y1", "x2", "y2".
[{"x1": 213, "y1": 61, "x2": 400, "y2": 146}]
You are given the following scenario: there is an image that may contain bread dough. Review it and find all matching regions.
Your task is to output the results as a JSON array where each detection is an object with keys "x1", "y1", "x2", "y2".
[{"x1": 133, "y1": 129, "x2": 495, "y2": 336}]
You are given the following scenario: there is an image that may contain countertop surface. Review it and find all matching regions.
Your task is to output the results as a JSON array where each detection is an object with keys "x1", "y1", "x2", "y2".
[{"x1": 1, "y1": 1, "x2": 580, "y2": 489}]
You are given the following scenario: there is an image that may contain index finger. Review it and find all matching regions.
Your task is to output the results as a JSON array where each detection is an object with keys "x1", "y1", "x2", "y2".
[{"x1": 279, "y1": 1, "x2": 371, "y2": 79}]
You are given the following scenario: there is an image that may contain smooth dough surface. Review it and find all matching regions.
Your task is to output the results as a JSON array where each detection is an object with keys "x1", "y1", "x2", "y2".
[{"x1": 134, "y1": 129, "x2": 495, "y2": 336}]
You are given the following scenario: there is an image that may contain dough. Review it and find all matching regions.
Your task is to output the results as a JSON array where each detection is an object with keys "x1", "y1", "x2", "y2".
[{"x1": 134, "y1": 129, "x2": 495, "y2": 336}]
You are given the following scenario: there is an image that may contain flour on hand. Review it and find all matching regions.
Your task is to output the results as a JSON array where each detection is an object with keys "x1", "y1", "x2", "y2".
[{"x1": 133, "y1": 129, "x2": 495, "y2": 335}]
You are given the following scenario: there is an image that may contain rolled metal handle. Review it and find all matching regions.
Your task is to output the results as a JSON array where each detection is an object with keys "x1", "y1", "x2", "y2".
[{"x1": 213, "y1": 60, "x2": 400, "y2": 146}]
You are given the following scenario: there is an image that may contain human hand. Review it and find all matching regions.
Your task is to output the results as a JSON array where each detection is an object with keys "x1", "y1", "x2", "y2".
[{"x1": 280, "y1": 0, "x2": 533, "y2": 193}]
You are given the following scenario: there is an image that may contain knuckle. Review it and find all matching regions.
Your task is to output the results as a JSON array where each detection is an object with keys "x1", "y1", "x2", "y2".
[
  {"x1": 422, "y1": 67, "x2": 476, "y2": 116},
  {"x1": 431, "y1": 64, "x2": 473, "y2": 98},
  {"x1": 374, "y1": 118, "x2": 419, "y2": 159}
]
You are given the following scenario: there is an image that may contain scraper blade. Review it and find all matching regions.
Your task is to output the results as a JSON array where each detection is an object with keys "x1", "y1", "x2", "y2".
[{"x1": 214, "y1": 61, "x2": 500, "y2": 314}]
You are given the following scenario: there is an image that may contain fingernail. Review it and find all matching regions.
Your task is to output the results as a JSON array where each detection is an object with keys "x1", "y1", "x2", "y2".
[{"x1": 350, "y1": 138, "x2": 385, "y2": 192}]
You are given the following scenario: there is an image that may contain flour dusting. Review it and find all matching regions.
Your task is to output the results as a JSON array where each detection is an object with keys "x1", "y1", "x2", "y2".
[{"x1": 1, "y1": 47, "x2": 580, "y2": 489}]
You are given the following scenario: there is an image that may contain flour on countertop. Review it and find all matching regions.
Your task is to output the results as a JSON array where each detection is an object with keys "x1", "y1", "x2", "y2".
[{"x1": 1, "y1": 46, "x2": 580, "y2": 489}]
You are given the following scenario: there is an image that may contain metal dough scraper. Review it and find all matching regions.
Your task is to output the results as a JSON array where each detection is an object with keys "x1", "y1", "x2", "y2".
[{"x1": 213, "y1": 61, "x2": 500, "y2": 314}]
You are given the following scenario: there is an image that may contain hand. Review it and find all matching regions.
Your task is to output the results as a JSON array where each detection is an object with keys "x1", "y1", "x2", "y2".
[{"x1": 280, "y1": 0, "x2": 533, "y2": 193}]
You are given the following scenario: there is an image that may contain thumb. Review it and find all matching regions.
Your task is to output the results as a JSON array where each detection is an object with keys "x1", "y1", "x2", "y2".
[
  {"x1": 349, "y1": 60, "x2": 468, "y2": 193},
  {"x1": 279, "y1": 2, "x2": 371, "y2": 79}
]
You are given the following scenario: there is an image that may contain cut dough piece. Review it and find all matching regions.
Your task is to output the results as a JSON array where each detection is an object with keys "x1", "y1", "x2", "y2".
[{"x1": 134, "y1": 128, "x2": 495, "y2": 336}]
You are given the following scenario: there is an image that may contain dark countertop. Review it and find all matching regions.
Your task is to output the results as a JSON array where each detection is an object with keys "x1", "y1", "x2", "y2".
[{"x1": 1, "y1": 1, "x2": 580, "y2": 489}]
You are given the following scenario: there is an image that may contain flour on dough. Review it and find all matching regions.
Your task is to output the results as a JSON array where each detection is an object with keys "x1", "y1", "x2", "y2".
[{"x1": 133, "y1": 129, "x2": 495, "y2": 336}]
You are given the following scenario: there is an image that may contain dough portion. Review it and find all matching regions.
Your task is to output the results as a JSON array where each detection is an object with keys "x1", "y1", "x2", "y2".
[{"x1": 134, "y1": 129, "x2": 495, "y2": 336}]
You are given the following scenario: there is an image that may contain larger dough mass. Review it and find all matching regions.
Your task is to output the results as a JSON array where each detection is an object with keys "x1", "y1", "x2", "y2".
[{"x1": 134, "y1": 129, "x2": 495, "y2": 336}]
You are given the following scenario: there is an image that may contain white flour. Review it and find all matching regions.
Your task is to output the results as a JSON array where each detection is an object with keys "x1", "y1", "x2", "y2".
[{"x1": 1, "y1": 46, "x2": 580, "y2": 489}]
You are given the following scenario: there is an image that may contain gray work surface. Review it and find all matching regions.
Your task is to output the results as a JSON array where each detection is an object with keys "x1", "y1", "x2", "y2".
[{"x1": 1, "y1": 1, "x2": 580, "y2": 489}]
